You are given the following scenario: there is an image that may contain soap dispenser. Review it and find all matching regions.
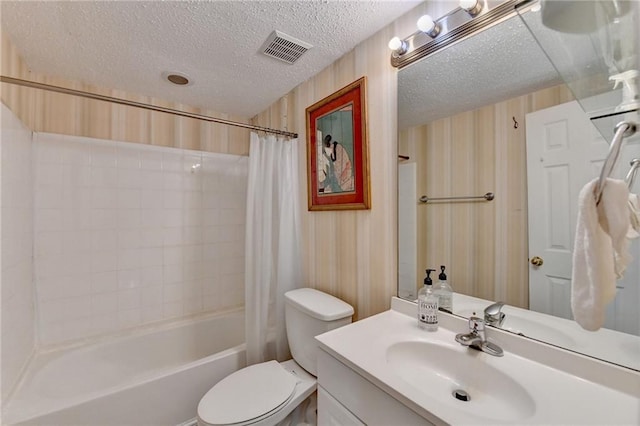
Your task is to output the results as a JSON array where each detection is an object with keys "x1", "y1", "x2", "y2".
[
  {"x1": 609, "y1": 69, "x2": 639, "y2": 112},
  {"x1": 434, "y1": 265, "x2": 453, "y2": 314},
  {"x1": 418, "y1": 269, "x2": 438, "y2": 331}
]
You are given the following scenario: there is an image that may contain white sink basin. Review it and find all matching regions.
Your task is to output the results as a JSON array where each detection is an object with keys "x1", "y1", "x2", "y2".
[
  {"x1": 316, "y1": 305, "x2": 640, "y2": 425},
  {"x1": 386, "y1": 341, "x2": 536, "y2": 422}
]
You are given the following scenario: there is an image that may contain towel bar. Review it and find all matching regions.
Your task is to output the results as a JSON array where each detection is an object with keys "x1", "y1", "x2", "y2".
[
  {"x1": 419, "y1": 192, "x2": 494, "y2": 203},
  {"x1": 626, "y1": 159, "x2": 639, "y2": 189},
  {"x1": 596, "y1": 121, "x2": 637, "y2": 204}
]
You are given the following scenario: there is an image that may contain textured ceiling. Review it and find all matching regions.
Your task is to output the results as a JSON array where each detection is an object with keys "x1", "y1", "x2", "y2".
[
  {"x1": 398, "y1": 13, "x2": 563, "y2": 130},
  {"x1": 1, "y1": 0, "x2": 421, "y2": 118}
]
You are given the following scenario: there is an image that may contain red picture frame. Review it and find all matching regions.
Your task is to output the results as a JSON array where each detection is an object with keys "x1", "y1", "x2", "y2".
[{"x1": 306, "y1": 77, "x2": 370, "y2": 211}]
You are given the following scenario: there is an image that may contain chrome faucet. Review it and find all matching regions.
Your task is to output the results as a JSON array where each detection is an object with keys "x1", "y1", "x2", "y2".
[
  {"x1": 455, "y1": 315, "x2": 504, "y2": 357},
  {"x1": 484, "y1": 301, "x2": 505, "y2": 327}
]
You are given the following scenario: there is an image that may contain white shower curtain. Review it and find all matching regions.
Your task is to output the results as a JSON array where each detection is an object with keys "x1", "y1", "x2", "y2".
[{"x1": 245, "y1": 132, "x2": 302, "y2": 365}]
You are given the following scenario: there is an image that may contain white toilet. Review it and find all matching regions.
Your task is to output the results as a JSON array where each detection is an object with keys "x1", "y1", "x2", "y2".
[{"x1": 197, "y1": 288, "x2": 354, "y2": 426}]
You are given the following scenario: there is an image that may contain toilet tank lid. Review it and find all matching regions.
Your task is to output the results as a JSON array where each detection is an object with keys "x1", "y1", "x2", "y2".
[{"x1": 285, "y1": 288, "x2": 354, "y2": 321}]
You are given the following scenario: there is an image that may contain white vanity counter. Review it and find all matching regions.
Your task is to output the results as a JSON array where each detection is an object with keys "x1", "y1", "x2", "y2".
[{"x1": 315, "y1": 298, "x2": 640, "y2": 425}]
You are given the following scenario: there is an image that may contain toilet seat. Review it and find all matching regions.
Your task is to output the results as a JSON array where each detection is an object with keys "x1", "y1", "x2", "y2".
[{"x1": 198, "y1": 360, "x2": 300, "y2": 426}]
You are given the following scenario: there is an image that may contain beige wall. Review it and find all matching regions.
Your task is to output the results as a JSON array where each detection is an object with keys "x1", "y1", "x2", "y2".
[
  {"x1": 400, "y1": 85, "x2": 574, "y2": 309},
  {"x1": 1, "y1": 31, "x2": 250, "y2": 155},
  {"x1": 251, "y1": 3, "x2": 457, "y2": 320},
  {"x1": 254, "y1": 56, "x2": 395, "y2": 321}
]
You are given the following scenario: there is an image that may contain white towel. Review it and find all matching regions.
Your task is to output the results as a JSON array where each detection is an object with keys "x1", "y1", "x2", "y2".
[{"x1": 571, "y1": 178, "x2": 631, "y2": 331}]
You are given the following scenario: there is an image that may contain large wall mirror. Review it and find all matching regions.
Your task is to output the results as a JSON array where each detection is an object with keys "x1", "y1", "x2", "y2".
[{"x1": 397, "y1": 1, "x2": 640, "y2": 371}]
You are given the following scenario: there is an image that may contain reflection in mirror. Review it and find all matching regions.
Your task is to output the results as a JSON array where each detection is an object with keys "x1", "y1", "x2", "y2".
[
  {"x1": 517, "y1": 0, "x2": 640, "y2": 140},
  {"x1": 397, "y1": 4, "x2": 640, "y2": 371}
]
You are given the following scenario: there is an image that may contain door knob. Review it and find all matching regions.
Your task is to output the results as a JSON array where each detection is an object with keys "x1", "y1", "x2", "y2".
[{"x1": 530, "y1": 256, "x2": 544, "y2": 267}]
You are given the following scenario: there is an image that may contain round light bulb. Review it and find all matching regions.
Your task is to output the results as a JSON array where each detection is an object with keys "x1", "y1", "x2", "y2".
[
  {"x1": 459, "y1": 0, "x2": 483, "y2": 16},
  {"x1": 388, "y1": 37, "x2": 403, "y2": 51},
  {"x1": 459, "y1": 0, "x2": 478, "y2": 11},
  {"x1": 417, "y1": 15, "x2": 436, "y2": 33}
]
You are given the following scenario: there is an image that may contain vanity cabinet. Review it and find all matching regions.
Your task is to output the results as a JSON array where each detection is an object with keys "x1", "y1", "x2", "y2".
[
  {"x1": 317, "y1": 388, "x2": 364, "y2": 426},
  {"x1": 317, "y1": 349, "x2": 435, "y2": 426},
  {"x1": 316, "y1": 302, "x2": 640, "y2": 425}
]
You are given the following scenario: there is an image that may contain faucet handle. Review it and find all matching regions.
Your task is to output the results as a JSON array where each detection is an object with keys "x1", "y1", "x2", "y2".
[
  {"x1": 468, "y1": 316, "x2": 484, "y2": 332},
  {"x1": 457, "y1": 314, "x2": 503, "y2": 357},
  {"x1": 484, "y1": 301, "x2": 504, "y2": 316},
  {"x1": 484, "y1": 302, "x2": 505, "y2": 327}
]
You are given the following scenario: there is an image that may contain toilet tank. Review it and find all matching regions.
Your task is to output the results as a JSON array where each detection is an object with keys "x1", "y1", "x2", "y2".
[{"x1": 284, "y1": 288, "x2": 354, "y2": 376}]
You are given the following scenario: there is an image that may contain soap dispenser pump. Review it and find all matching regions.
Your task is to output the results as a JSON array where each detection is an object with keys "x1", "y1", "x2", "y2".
[
  {"x1": 418, "y1": 269, "x2": 438, "y2": 331},
  {"x1": 434, "y1": 265, "x2": 453, "y2": 314},
  {"x1": 609, "y1": 69, "x2": 639, "y2": 112}
]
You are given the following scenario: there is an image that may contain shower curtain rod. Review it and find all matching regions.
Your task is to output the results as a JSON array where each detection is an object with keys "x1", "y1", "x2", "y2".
[{"x1": 0, "y1": 76, "x2": 298, "y2": 138}]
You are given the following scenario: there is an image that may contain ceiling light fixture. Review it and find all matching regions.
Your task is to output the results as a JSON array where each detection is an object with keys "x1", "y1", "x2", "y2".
[{"x1": 163, "y1": 71, "x2": 192, "y2": 86}]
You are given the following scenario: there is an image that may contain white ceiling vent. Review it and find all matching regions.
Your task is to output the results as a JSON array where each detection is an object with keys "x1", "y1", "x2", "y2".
[{"x1": 261, "y1": 30, "x2": 312, "y2": 65}]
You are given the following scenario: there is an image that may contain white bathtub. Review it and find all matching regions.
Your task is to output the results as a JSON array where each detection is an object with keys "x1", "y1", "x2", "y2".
[{"x1": 3, "y1": 309, "x2": 246, "y2": 426}]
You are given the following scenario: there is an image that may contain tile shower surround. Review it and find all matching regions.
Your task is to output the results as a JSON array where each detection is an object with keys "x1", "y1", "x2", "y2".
[
  {"x1": 33, "y1": 133, "x2": 248, "y2": 346},
  {"x1": 2, "y1": 103, "x2": 36, "y2": 401}
]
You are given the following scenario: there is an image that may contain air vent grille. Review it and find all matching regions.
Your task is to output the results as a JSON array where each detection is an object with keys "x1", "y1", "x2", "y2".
[{"x1": 261, "y1": 30, "x2": 312, "y2": 64}]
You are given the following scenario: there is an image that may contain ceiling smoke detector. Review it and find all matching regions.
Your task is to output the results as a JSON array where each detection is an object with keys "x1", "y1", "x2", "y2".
[{"x1": 260, "y1": 30, "x2": 312, "y2": 65}]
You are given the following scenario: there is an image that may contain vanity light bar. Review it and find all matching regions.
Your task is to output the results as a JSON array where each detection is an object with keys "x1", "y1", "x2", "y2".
[{"x1": 390, "y1": 0, "x2": 530, "y2": 69}]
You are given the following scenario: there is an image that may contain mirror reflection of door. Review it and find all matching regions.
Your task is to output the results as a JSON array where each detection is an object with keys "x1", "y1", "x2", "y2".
[{"x1": 526, "y1": 101, "x2": 640, "y2": 334}]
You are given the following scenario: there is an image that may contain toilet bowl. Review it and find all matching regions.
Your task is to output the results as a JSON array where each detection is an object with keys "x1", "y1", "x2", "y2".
[
  {"x1": 197, "y1": 288, "x2": 353, "y2": 426},
  {"x1": 197, "y1": 360, "x2": 316, "y2": 426}
]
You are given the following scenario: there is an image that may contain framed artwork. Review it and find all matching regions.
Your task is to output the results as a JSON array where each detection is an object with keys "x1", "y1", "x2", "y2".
[{"x1": 306, "y1": 76, "x2": 370, "y2": 211}]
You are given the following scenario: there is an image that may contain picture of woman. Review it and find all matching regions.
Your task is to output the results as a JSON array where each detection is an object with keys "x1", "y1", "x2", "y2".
[
  {"x1": 306, "y1": 76, "x2": 369, "y2": 210},
  {"x1": 318, "y1": 134, "x2": 354, "y2": 193}
]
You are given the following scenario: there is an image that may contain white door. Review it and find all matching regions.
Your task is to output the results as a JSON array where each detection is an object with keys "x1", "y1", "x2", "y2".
[{"x1": 526, "y1": 101, "x2": 640, "y2": 334}]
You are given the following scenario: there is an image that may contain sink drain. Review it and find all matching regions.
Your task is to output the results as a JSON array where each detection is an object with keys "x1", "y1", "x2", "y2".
[{"x1": 453, "y1": 389, "x2": 471, "y2": 402}]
